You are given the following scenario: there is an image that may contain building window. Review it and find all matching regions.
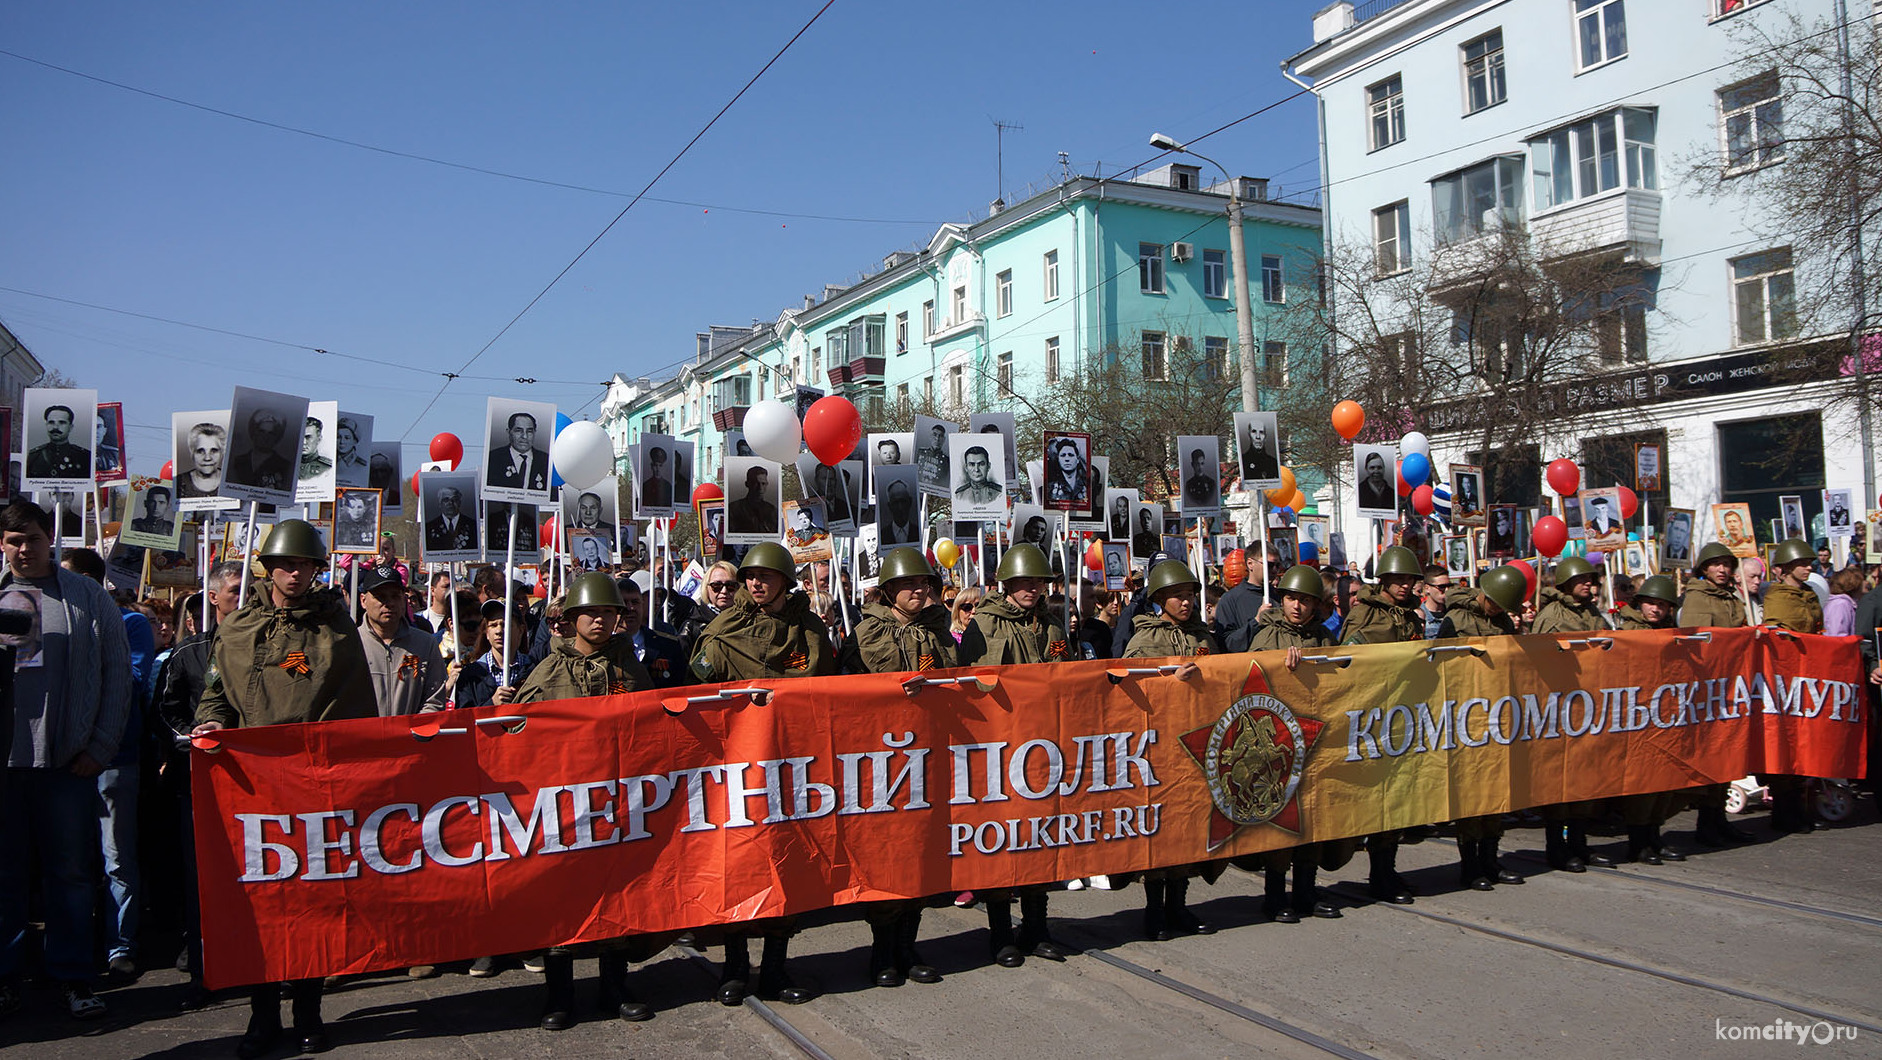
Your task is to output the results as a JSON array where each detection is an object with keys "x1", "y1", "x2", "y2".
[
  {"x1": 1719, "y1": 413, "x2": 1824, "y2": 541},
  {"x1": 948, "y1": 364, "x2": 965, "y2": 407},
  {"x1": 923, "y1": 300, "x2": 936, "y2": 337},
  {"x1": 1368, "y1": 75, "x2": 1405, "y2": 150},
  {"x1": 895, "y1": 312, "x2": 909, "y2": 354},
  {"x1": 1731, "y1": 248, "x2": 1797, "y2": 345},
  {"x1": 896, "y1": 382, "x2": 910, "y2": 409},
  {"x1": 1142, "y1": 331, "x2": 1167, "y2": 380},
  {"x1": 1462, "y1": 30, "x2": 1506, "y2": 114},
  {"x1": 1202, "y1": 249, "x2": 1227, "y2": 298},
  {"x1": 1261, "y1": 255, "x2": 1285, "y2": 303},
  {"x1": 1596, "y1": 303, "x2": 1648, "y2": 366},
  {"x1": 1574, "y1": 0, "x2": 1627, "y2": 71},
  {"x1": 1043, "y1": 250, "x2": 1059, "y2": 301},
  {"x1": 951, "y1": 286, "x2": 967, "y2": 324},
  {"x1": 923, "y1": 375, "x2": 933, "y2": 404},
  {"x1": 996, "y1": 269, "x2": 1013, "y2": 317},
  {"x1": 1381, "y1": 332, "x2": 1420, "y2": 397},
  {"x1": 1045, "y1": 336, "x2": 1060, "y2": 383},
  {"x1": 1139, "y1": 243, "x2": 1165, "y2": 294},
  {"x1": 997, "y1": 352, "x2": 1014, "y2": 394},
  {"x1": 1720, "y1": 72, "x2": 1783, "y2": 173},
  {"x1": 1432, "y1": 156, "x2": 1523, "y2": 244},
  {"x1": 1373, "y1": 201, "x2": 1411, "y2": 275},
  {"x1": 1204, "y1": 336, "x2": 1229, "y2": 381},
  {"x1": 1261, "y1": 341, "x2": 1288, "y2": 386},
  {"x1": 1529, "y1": 107, "x2": 1656, "y2": 211}
]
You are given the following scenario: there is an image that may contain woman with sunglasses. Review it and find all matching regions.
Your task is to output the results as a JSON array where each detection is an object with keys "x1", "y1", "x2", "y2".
[
  {"x1": 680, "y1": 561, "x2": 741, "y2": 652},
  {"x1": 947, "y1": 586, "x2": 984, "y2": 644}
]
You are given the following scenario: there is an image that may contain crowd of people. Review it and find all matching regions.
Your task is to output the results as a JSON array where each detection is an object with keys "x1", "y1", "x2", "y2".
[{"x1": 2, "y1": 492, "x2": 1876, "y2": 1057}]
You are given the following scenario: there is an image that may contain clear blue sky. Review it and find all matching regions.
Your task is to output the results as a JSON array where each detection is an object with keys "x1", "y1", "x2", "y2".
[{"x1": 0, "y1": 1, "x2": 1332, "y2": 474}]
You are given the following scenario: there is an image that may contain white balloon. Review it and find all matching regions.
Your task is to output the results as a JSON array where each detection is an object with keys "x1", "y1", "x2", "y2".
[
  {"x1": 550, "y1": 420, "x2": 615, "y2": 492},
  {"x1": 1401, "y1": 430, "x2": 1431, "y2": 459},
  {"x1": 742, "y1": 399, "x2": 803, "y2": 463}
]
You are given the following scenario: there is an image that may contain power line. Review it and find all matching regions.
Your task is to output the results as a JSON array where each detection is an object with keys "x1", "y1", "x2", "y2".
[{"x1": 0, "y1": 42, "x2": 935, "y2": 227}]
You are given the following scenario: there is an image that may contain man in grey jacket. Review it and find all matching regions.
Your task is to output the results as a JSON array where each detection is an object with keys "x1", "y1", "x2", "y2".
[
  {"x1": 357, "y1": 565, "x2": 450, "y2": 717},
  {"x1": 0, "y1": 500, "x2": 131, "y2": 1020}
]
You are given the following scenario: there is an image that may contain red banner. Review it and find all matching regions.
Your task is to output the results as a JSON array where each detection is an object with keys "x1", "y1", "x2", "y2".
[{"x1": 193, "y1": 627, "x2": 1867, "y2": 988}]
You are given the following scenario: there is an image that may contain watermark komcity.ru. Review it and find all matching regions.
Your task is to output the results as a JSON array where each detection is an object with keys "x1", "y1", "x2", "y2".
[{"x1": 1715, "y1": 1018, "x2": 1860, "y2": 1045}]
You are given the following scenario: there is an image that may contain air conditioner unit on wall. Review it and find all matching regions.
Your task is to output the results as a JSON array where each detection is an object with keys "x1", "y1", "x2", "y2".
[{"x1": 1169, "y1": 242, "x2": 1194, "y2": 262}]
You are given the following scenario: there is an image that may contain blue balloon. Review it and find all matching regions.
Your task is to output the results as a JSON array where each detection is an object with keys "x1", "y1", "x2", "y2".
[
  {"x1": 1299, "y1": 540, "x2": 1320, "y2": 562},
  {"x1": 1401, "y1": 451, "x2": 1431, "y2": 486},
  {"x1": 554, "y1": 412, "x2": 573, "y2": 436},
  {"x1": 550, "y1": 413, "x2": 574, "y2": 490}
]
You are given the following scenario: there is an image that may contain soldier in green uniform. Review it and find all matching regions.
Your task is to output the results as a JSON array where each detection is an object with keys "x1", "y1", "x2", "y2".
[
  {"x1": 1612, "y1": 575, "x2": 1689, "y2": 863},
  {"x1": 1123, "y1": 560, "x2": 1224, "y2": 939},
  {"x1": 1761, "y1": 539, "x2": 1827, "y2": 834},
  {"x1": 1339, "y1": 546, "x2": 1425, "y2": 903},
  {"x1": 841, "y1": 547, "x2": 952, "y2": 987},
  {"x1": 1435, "y1": 565, "x2": 1529, "y2": 892},
  {"x1": 1244, "y1": 565, "x2": 1342, "y2": 922},
  {"x1": 1678, "y1": 543, "x2": 1755, "y2": 846},
  {"x1": 958, "y1": 543, "x2": 1073, "y2": 966},
  {"x1": 689, "y1": 542, "x2": 836, "y2": 1006},
  {"x1": 1529, "y1": 556, "x2": 1614, "y2": 873},
  {"x1": 191, "y1": 520, "x2": 375, "y2": 1058},
  {"x1": 511, "y1": 574, "x2": 663, "y2": 1030}
]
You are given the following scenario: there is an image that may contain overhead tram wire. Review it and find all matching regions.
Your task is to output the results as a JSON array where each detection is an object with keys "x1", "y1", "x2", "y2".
[{"x1": 395, "y1": 0, "x2": 839, "y2": 441}]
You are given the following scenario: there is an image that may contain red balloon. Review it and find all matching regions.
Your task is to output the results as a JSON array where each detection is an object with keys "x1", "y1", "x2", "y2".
[
  {"x1": 691, "y1": 483, "x2": 724, "y2": 504},
  {"x1": 1223, "y1": 549, "x2": 1246, "y2": 589},
  {"x1": 160, "y1": 460, "x2": 174, "y2": 480},
  {"x1": 1411, "y1": 484, "x2": 1435, "y2": 516},
  {"x1": 1395, "y1": 461, "x2": 1414, "y2": 497},
  {"x1": 1085, "y1": 540, "x2": 1105, "y2": 572},
  {"x1": 429, "y1": 433, "x2": 465, "y2": 470},
  {"x1": 1545, "y1": 459, "x2": 1580, "y2": 496},
  {"x1": 1533, "y1": 515, "x2": 1569, "y2": 558},
  {"x1": 540, "y1": 517, "x2": 560, "y2": 546},
  {"x1": 409, "y1": 470, "x2": 423, "y2": 498},
  {"x1": 802, "y1": 396, "x2": 863, "y2": 467},
  {"x1": 1510, "y1": 559, "x2": 1537, "y2": 598},
  {"x1": 1617, "y1": 485, "x2": 1639, "y2": 520}
]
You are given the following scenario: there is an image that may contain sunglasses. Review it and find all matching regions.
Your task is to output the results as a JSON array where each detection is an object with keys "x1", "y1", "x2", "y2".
[
  {"x1": 960, "y1": 602, "x2": 976, "y2": 612},
  {"x1": 707, "y1": 581, "x2": 737, "y2": 592}
]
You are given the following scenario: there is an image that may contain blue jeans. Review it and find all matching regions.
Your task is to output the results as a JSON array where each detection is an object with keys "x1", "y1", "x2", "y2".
[
  {"x1": 1, "y1": 768, "x2": 102, "y2": 981},
  {"x1": 97, "y1": 764, "x2": 141, "y2": 961}
]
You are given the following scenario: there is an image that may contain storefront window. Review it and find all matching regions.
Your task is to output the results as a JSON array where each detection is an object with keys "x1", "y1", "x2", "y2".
[{"x1": 1717, "y1": 413, "x2": 1824, "y2": 543}]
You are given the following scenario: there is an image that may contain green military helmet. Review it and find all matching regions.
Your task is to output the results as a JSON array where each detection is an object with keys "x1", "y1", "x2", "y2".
[
  {"x1": 1693, "y1": 541, "x2": 1739, "y2": 572},
  {"x1": 996, "y1": 543, "x2": 1053, "y2": 583},
  {"x1": 1376, "y1": 545, "x2": 1422, "y2": 579},
  {"x1": 879, "y1": 546, "x2": 939, "y2": 588},
  {"x1": 1552, "y1": 555, "x2": 1598, "y2": 586},
  {"x1": 258, "y1": 518, "x2": 327, "y2": 564},
  {"x1": 563, "y1": 572, "x2": 626, "y2": 613},
  {"x1": 1145, "y1": 559, "x2": 1200, "y2": 600},
  {"x1": 1277, "y1": 564, "x2": 1326, "y2": 600},
  {"x1": 1481, "y1": 565, "x2": 1529, "y2": 613},
  {"x1": 1633, "y1": 574, "x2": 1679, "y2": 605},
  {"x1": 1769, "y1": 538, "x2": 1815, "y2": 569},
  {"x1": 738, "y1": 541, "x2": 796, "y2": 579}
]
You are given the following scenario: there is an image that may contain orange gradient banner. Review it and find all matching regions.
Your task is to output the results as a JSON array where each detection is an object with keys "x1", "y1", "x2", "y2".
[{"x1": 193, "y1": 626, "x2": 1867, "y2": 988}]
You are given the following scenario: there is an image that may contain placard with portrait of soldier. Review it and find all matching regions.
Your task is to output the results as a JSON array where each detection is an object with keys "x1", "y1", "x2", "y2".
[
  {"x1": 722, "y1": 455, "x2": 783, "y2": 545},
  {"x1": 23, "y1": 387, "x2": 96, "y2": 492},
  {"x1": 636, "y1": 433, "x2": 679, "y2": 519},
  {"x1": 482, "y1": 396, "x2": 556, "y2": 505},
  {"x1": 1131, "y1": 501, "x2": 1165, "y2": 562},
  {"x1": 333, "y1": 411, "x2": 374, "y2": 489},
  {"x1": 1010, "y1": 503, "x2": 1056, "y2": 559},
  {"x1": 1486, "y1": 504, "x2": 1519, "y2": 558},
  {"x1": 221, "y1": 386, "x2": 309, "y2": 506},
  {"x1": 120, "y1": 477, "x2": 183, "y2": 550},
  {"x1": 868, "y1": 431, "x2": 913, "y2": 502},
  {"x1": 1176, "y1": 434, "x2": 1222, "y2": 517},
  {"x1": 1040, "y1": 431, "x2": 1090, "y2": 512},
  {"x1": 949, "y1": 433, "x2": 1007, "y2": 522},
  {"x1": 483, "y1": 499, "x2": 539, "y2": 557},
  {"x1": 1232, "y1": 411, "x2": 1282, "y2": 492},
  {"x1": 1105, "y1": 487, "x2": 1139, "y2": 543},
  {"x1": 912, "y1": 415, "x2": 955, "y2": 498},
  {"x1": 562, "y1": 476, "x2": 621, "y2": 555},
  {"x1": 295, "y1": 400, "x2": 339, "y2": 505},
  {"x1": 333, "y1": 487, "x2": 382, "y2": 555},
  {"x1": 368, "y1": 441, "x2": 404, "y2": 517},
  {"x1": 1579, "y1": 486, "x2": 1627, "y2": 552},
  {"x1": 94, "y1": 401, "x2": 128, "y2": 487},
  {"x1": 568, "y1": 528, "x2": 613, "y2": 572},
  {"x1": 1449, "y1": 464, "x2": 1485, "y2": 526},
  {"x1": 873, "y1": 464, "x2": 922, "y2": 548},
  {"x1": 419, "y1": 469, "x2": 482, "y2": 562},
  {"x1": 784, "y1": 499, "x2": 832, "y2": 564},
  {"x1": 968, "y1": 412, "x2": 1018, "y2": 490},
  {"x1": 1824, "y1": 489, "x2": 1855, "y2": 539}
]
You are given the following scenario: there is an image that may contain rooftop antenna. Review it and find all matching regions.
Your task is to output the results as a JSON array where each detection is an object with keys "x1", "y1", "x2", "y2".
[
  {"x1": 991, "y1": 117, "x2": 1023, "y2": 203},
  {"x1": 1058, "y1": 151, "x2": 1072, "y2": 182}
]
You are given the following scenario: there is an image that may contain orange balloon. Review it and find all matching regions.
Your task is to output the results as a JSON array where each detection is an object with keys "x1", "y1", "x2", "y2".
[
  {"x1": 1222, "y1": 549, "x2": 1246, "y2": 589},
  {"x1": 1331, "y1": 400, "x2": 1365, "y2": 441},
  {"x1": 1287, "y1": 489, "x2": 1308, "y2": 512},
  {"x1": 1265, "y1": 466, "x2": 1296, "y2": 506}
]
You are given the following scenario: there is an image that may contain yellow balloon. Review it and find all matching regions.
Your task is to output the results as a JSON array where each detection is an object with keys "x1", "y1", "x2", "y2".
[
  {"x1": 933, "y1": 537, "x2": 961, "y2": 568},
  {"x1": 1266, "y1": 466, "x2": 1297, "y2": 506}
]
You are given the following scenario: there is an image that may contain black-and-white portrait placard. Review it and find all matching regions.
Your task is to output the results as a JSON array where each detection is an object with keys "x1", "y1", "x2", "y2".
[
  {"x1": 223, "y1": 386, "x2": 309, "y2": 506},
  {"x1": 1233, "y1": 411, "x2": 1281, "y2": 491},
  {"x1": 419, "y1": 470, "x2": 482, "y2": 563},
  {"x1": 1449, "y1": 464, "x2": 1485, "y2": 526},
  {"x1": 483, "y1": 396, "x2": 556, "y2": 504},
  {"x1": 1041, "y1": 431, "x2": 1090, "y2": 512},
  {"x1": 334, "y1": 412, "x2": 374, "y2": 488},
  {"x1": 1354, "y1": 443, "x2": 1399, "y2": 521},
  {"x1": 1824, "y1": 489, "x2": 1855, "y2": 538},
  {"x1": 296, "y1": 400, "x2": 339, "y2": 505},
  {"x1": 1010, "y1": 503, "x2": 1055, "y2": 556},
  {"x1": 1131, "y1": 501, "x2": 1165, "y2": 561},
  {"x1": 333, "y1": 487, "x2": 382, "y2": 555},
  {"x1": 869, "y1": 431, "x2": 913, "y2": 501},
  {"x1": 1107, "y1": 487, "x2": 1140, "y2": 543},
  {"x1": 636, "y1": 433, "x2": 678, "y2": 519},
  {"x1": 968, "y1": 413, "x2": 1018, "y2": 488},
  {"x1": 370, "y1": 442, "x2": 403, "y2": 517},
  {"x1": 912, "y1": 415, "x2": 955, "y2": 498},
  {"x1": 563, "y1": 477, "x2": 621, "y2": 556},
  {"x1": 483, "y1": 500, "x2": 539, "y2": 557},
  {"x1": 1072, "y1": 455, "x2": 1109, "y2": 532},
  {"x1": 874, "y1": 464, "x2": 922, "y2": 548},
  {"x1": 173, "y1": 410, "x2": 238, "y2": 513},
  {"x1": 722, "y1": 455, "x2": 782, "y2": 545},
  {"x1": 950, "y1": 433, "x2": 1007, "y2": 522},
  {"x1": 120, "y1": 479, "x2": 182, "y2": 551},
  {"x1": 23, "y1": 387, "x2": 96, "y2": 492},
  {"x1": 796, "y1": 454, "x2": 860, "y2": 537},
  {"x1": 94, "y1": 402, "x2": 127, "y2": 486},
  {"x1": 1177, "y1": 435, "x2": 1221, "y2": 517}
]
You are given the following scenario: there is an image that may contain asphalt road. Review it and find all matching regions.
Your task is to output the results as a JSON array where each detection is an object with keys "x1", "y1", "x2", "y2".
[{"x1": 4, "y1": 802, "x2": 1879, "y2": 1060}]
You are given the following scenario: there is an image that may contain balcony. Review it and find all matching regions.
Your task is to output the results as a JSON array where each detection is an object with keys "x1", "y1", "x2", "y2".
[
  {"x1": 847, "y1": 355, "x2": 885, "y2": 385},
  {"x1": 826, "y1": 364, "x2": 852, "y2": 388},
  {"x1": 711, "y1": 406, "x2": 748, "y2": 431},
  {"x1": 1529, "y1": 188, "x2": 1661, "y2": 265},
  {"x1": 927, "y1": 310, "x2": 985, "y2": 345}
]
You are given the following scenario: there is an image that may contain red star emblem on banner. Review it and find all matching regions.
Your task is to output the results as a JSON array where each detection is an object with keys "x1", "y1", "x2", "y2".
[{"x1": 1180, "y1": 661, "x2": 1323, "y2": 852}]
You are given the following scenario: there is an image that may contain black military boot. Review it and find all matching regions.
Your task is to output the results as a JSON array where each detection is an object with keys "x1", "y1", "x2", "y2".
[
  {"x1": 1017, "y1": 894, "x2": 1066, "y2": 960},
  {"x1": 1165, "y1": 877, "x2": 1214, "y2": 936},
  {"x1": 869, "y1": 921, "x2": 903, "y2": 987},
  {"x1": 987, "y1": 900, "x2": 1024, "y2": 968},
  {"x1": 1294, "y1": 862, "x2": 1340, "y2": 919},
  {"x1": 1458, "y1": 839, "x2": 1493, "y2": 891},
  {"x1": 1368, "y1": 836, "x2": 1414, "y2": 904},
  {"x1": 597, "y1": 952, "x2": 652, "y2": 1022},
  {"x1": 1545, "y1": 822, "x2": 1585, "y2": 872},
  {"x1": 237, "y1": 985, "x2": 283, "y2": 1060},
  {"x1": 1651, "y1": 823, "x2": 1686, "y2": 861},
  {"x1": 1626, "y1": 825, "x2": 1663, "y2": 865},
  {"x1": 539, "y1": 951, "x2": 575, "y2": 1031},
  {"x1": 757, "y1": 936, "x2": 810, "y2": 1004},
  {"x1": 1694, "y1": 803, "x2": 1752, "y2": 846},
  {"x1": 1265, "y1": 865, "x2": 1300, "y2": 921},
  {"x1": 1568, "y1": 821, "x2": 1615, "y2": 868},
  {"x1": 288, "y1": 979, "x2": 327, "y2": 1054},
  {"x1": 717, "y1": 934, "x2": 751, "y2": 1006},
  {"x1": 1143, "y1": 878, "x2": 1169, "y2": 940},
  {"x1": 1482, "y1": 838, "x2": 1524, "y2": 885},
  {"x1": 895, "y1": 911, "x2": 940, "y2": 984}
]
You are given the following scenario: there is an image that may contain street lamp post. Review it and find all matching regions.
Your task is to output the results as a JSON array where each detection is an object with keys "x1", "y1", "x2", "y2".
[{"x1": 1149, "y1": 133, "x2": 1260, "y2": 416}]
